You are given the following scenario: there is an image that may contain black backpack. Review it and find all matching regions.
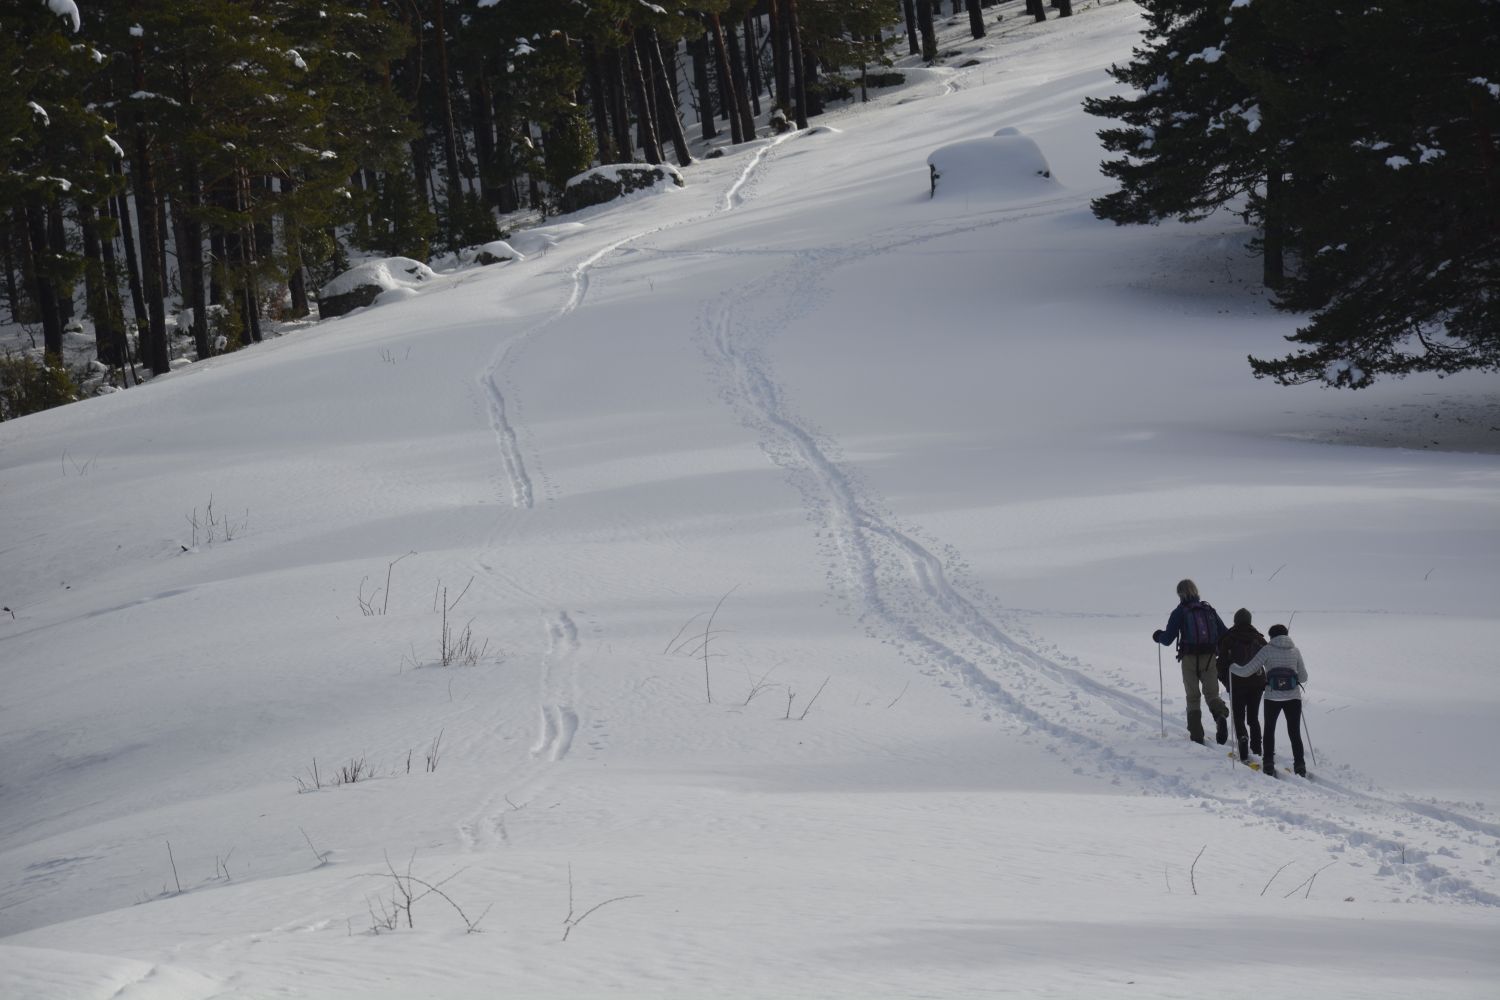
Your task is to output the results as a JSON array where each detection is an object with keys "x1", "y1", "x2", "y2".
[
  {"x1": 1179, "y1": 601, "x2": 1221, "y2": 653},
  {"x1": 1223, "y1": 630, "x2": 1263, "y2": 668}
]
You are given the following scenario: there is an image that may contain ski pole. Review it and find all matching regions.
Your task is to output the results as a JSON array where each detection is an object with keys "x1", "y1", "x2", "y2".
[
  {"x1": 1157, "y1": 643, "x2": 1165, "y2": 738},
  {"x1": 1300, "y1": 685, "x2": 1317, "y2": 767}
]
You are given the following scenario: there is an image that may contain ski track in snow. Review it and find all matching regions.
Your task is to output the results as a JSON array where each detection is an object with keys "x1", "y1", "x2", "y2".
[
  {"x1": 694, "y1": 199, "x2": 1500, "y2": 907},
  {"x1": 479, "y1": 133, "x2": 798, "y2": 512}
]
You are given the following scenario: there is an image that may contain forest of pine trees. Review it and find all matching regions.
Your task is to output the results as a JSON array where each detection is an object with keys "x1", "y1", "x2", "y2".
[
  {"x1": 4, "y1": 0, "x2": 1492, "y2": 419},
  {"x1": 3, "y1": 0, "x2": 954, "y2": 405},
  {"x1": 1086, "y1": 0, "x2": 1499, "y2": 388}
]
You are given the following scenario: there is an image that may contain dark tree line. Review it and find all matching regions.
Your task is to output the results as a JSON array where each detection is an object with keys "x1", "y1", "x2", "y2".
[
  {"x1": 1, "y1": 0, "x2": 915, "y2": 398},
  {"x1": 1087, "y1": 0, "x2": 1499, "y2": 387}
]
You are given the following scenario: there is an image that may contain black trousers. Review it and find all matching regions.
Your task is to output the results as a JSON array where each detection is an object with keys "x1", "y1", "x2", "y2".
[
  {"x1": 1263, "y1": 698, "x2": 1305, "y2": 772},
  {"x1": 1230, "y1": 673, "x2": 1264, "y2": 760}
]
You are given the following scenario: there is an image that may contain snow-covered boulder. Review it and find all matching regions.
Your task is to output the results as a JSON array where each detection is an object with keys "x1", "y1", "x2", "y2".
[
  {"x1": 925, "y1": 132, "x2": 1056, "y2": 201},
  {"x1": 474, "y1": 240, "x2": 523, "y2": 266},
  {"x1": 316, "y1": 257, "x2": 436, "y2": 318},
  {"x1": 560, "y1": 163, "x2": 684, "y2": 215}
]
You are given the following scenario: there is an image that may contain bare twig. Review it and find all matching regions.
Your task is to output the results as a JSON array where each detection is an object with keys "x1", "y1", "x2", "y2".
[
  {"x1": 1189, "y1": 845, "x2": 1206, "y2": 896},
  {"x1": 300, "y1": 827, "x2": 330, "y2": 867},
  {"x1": 886, "y1": 680, "x2": 911, "y2": 709},
  {"x1": 1284, "y1": 861, "x2": 1337, "y2": 900},
  {"x1": 562, "y1": 864, "x2": 641, "y2": 941},
  {"x1": 797, "y1": 676, "x2": 831, "y2": 720},
  {"x1": 1260, "y1": 861, "x2": 1294, "y2": 896},
  {"x1": 1267, "y1": 564, "x2": 1286, "y2": 582},
  {"x1": 166, "y1": 840, "x2": 182, "y2": 894}
]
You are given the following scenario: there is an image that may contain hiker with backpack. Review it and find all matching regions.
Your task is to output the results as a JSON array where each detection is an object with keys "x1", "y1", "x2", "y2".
[
  {"x1": 1217, "y1": 609, "x2": 1268, "y2": 765},
  {"x1": 1238, "y1": 623, "x2": 1309, "y2": 777},
  {"x1": 1152, "y1": 579, "x2": 1231, "y2": 745}
]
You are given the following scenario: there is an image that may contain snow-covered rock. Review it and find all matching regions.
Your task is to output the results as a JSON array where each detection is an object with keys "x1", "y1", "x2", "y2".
[
  {"x1": 474, "y1": 240, "x2": 523, "y2": 266},
  {"x1": 560, "y1": 163, "x2": 684, "y2": 214},
  {"x1": 316, "y1": 257, "x2": 436, "y2": 318},
  {"x1": 926, "y1": 131, "x2": 1056, "y2": 200}
]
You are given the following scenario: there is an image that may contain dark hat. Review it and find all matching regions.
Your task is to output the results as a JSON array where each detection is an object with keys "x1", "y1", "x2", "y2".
[
  {"x1": 1233, "y1": 608, "x2": 1253, "y2": 627},
  {"x1": 1268, "y1": 624, "x2": 1289, "y2": 638}
]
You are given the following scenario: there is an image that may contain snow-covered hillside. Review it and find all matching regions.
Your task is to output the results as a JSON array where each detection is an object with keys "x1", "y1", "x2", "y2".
[{"x1": 3, "y1": 5, "x2": 1499, "y2": 997}]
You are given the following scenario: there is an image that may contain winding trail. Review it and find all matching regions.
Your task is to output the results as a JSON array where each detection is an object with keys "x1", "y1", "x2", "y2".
[{"x1": 694, "y1": 198, "x2": 1500, "y2": 907}]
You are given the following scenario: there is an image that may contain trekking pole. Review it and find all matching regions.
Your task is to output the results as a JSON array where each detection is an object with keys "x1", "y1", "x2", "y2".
[
  {"x1": 1157, "y1": 644, "x2": 1165, "y2": 738},
  {"x1": 1300, "y1": 685, "x2": 1317, "y2": 767}
]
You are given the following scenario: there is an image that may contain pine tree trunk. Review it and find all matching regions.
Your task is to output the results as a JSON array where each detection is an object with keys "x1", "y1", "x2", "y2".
[
  {"x1": 742, "y1": 15, "x2": 762, "y2": 116},
  {"x1": 724, "y1": 18, "x2": 757, "y2": 140},
  {"x1": 785, "y1": 0, "x2": 810, "y2": 129},
  {"x1": 625, "y1": 38, "x2": 662, "y2": 164},
  {"x1": 21, "y1": 198, "x2": 64, "y2": 358},
  {"x1": 1, "y1": 221, "x2": 20, "y2": 324},
  {"x1": 691, "y1": 37, "x2": 718, "y2": 141},
  {"x1": 967, "y1": 0, "x2": 987, "y2": 38},
  {"x1": 281, "y1": 172, "x2": 309, "y2": 321},
  {"x1": 647, "y1": 30, "x2": 692, "y2": 167},
  {"x1": 1057, "y1": 0, "x2": 1074, "y2": 16},
  {"x1": 78, "y1": 202, "x2": 122, "y2": 366},
  {"x1": 46, "y1": 203, "x2": 72, "y2": 323},
  {"x1": 182, "y1": 161, "x2": 209, "y2": 354},
  {"x1": 769, "y1": 1, "x2": 791, "y2": 112},
  {"x1": 915, "y1": 1, "x2": 939, "y2": 62},
  {"x1": 131, "y1": 139, "x2": 169, "y2": 373},
  {"x1": 1263, "y1": 168, "x2": 1284, "y2": 289},
  {"x1": 605, "y1": 46, "x2": 635, "y2": 161},
  {"x1": 111, "y1": 183, "x2": 146, "y2": 332},
  {"x1": 902, "y1": 0, "x2": 920, "y2": 57},
  {"x1": 583, "y1": 42, "x2": 618, "y2": 163},
  {"x1": 708, "y1": 17, "x2": 745, "y2": 144},
  {"x1": 431, "y1": 0, "x2": 464, "y2": 247}
]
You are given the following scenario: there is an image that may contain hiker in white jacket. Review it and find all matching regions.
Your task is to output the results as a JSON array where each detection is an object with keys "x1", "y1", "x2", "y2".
[{"x1": 1239, "y1": 624, "x2": 1309, "y2": 777}]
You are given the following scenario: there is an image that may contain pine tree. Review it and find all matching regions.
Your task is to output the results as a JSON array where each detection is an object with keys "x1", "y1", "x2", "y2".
[{"x1": 1248, "y1": 1, "x2": 1500, "y2": 386}]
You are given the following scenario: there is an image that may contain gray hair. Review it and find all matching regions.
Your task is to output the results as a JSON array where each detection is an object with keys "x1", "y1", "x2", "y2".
[{"x1": 1176, "y1": 579, "x2": 1200, "y2": 601}]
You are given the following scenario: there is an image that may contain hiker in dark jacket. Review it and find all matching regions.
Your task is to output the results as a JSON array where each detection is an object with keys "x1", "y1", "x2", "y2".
[
  {"x1": 1217, "y1": 608, "x2": 1268, "y2": 765},
  {"x1": 1152, "y1": 579, "x2": 1230, "y2": 745},
  {"x1": 1240, "y1": 624, "x2": 1309, "y2": 777}
]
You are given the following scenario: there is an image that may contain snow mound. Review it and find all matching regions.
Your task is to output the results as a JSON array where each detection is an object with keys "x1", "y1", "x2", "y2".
[
  {"x1": 475, "y1": 240, "x2": 524, "y2": 265},
  {"x1": 926, "y1": 133, "x2": 1056, "y2": 201},
  {"x1": 507, "y1": 222, "x2": 586, "y2": 257}
]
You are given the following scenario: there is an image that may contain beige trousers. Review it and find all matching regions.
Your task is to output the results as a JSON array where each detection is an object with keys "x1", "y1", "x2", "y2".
[{"x1": 1180, "y1": 652, "x2": 1227, "y2": 717}]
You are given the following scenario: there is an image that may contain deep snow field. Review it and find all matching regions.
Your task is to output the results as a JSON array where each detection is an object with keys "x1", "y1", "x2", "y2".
[{"x1": 3, "y1": 4, "x2": 1500, "y2": 998}]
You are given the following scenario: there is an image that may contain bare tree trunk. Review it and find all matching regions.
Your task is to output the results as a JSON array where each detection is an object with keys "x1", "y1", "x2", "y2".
[
  {"x1": 20, "y1": 199, "x2": 64, "y2": 357},
  {"x1": 915, "y1": 0, "x2": 939, "y2": 62},
  {"x1": 625, "y1": 37, "x2": 662, "y2": 164},
  {"x1": 605, "y1": 45, "x2": 634, "y2": 161},
  {"x1": 691, "y1": 36, "x2": 717, "y2": 141},
  {"x1": 1057, "y1": 0, "x2": 1074, "y2": 16},
  {"x1": 707, "y1": 16, "x2": 745, "y2": 144},
  {"x1": 431, "y1": 0, "x2": 464, "y2": 246},
  {"x1": 785, "y1": 0, "x2": 809, "y2": 129},
  {"x1": 742, "y1": 14, "x2": 762, "y2": 116},
  {"x1": 967, "y1": 0, "x2": 987, "y2": 38},
  {"x1": 901, "y1": 0, "x2": 920, "y2": 56},
  {"x1": 723, "y1": 18, "x2": 757, "y2": 140},
  {"x1": 583, "y1": 41, "x2": 618, "y2": 163},
  {"x1": 769, "y1": 1, "x2": 791, "y2": 111},
  {"x1": 646, "y1": 29, "x2": 692, "y2": 167}
]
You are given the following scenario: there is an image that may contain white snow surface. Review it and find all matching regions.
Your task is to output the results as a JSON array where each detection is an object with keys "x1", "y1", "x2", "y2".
[{"x1": 3, "y1": 6, "x2": 1500, "y2": 998}]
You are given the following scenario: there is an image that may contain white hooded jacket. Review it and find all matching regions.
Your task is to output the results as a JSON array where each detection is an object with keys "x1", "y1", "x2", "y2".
[{"x1": 1240, "y1": 634, "x2": 1307, "y2": 701}]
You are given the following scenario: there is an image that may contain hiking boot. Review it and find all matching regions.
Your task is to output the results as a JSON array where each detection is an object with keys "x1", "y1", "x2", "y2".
[
  {"x1": 1263, "y1": 765, "x2": 1278, "y2": 777},
  {"x1": 1186, "y1": 710, "x2": 1205, "y2": 744},
  {"x1": 1250, "y1": 738, "x2": 1262, "y2": 756},
  {"x1": 1215, "y1": 714, "x2": 1228, "y2": 745},
  {"x1": 1294, "y1": 763, "x2": 1306, "y2": 777}
]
